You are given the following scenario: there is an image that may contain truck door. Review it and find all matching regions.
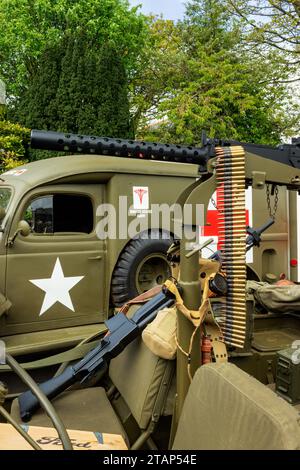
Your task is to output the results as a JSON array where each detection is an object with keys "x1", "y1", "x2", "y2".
[{"x1": 4, "y1": 184, "x2": 106, "y2": 335}]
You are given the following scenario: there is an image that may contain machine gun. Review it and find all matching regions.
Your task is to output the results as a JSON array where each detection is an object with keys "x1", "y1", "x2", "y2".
[
  {"x1": 31, "y1": 130, "x2": 300, "y2": 173},
  {"x1": 18, "y1": 285, "x2": 176, "y2": 421}
]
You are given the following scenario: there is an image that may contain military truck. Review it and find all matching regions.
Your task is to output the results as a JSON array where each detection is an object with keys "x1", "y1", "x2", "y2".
[
  {"x1": 0, "y1": 143, "x2": 199, "y2": 357},
  {"x1": 1, "y1": 131, "x2": 300, "y2": 450}
]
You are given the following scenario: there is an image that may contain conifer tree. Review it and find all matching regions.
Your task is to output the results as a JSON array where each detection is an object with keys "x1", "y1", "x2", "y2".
[
  {"x1": 93, "y1": 43, "x2": 133, "y2": 138},
  {"x1": 15, "y1": 44, "x2": 64, "y2": 130},
  {"x1": 14, "y1": 31, "x2": 133, "y2": 148}
]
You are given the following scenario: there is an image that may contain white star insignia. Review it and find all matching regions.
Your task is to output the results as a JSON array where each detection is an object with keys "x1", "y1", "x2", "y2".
[{"x1": 30, "y1": 258, "x2": 84, "y2": 316}]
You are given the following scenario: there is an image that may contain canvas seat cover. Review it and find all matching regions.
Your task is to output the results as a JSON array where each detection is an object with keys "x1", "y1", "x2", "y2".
[
  {"x1": 109, "y1": 336, "x2": 174, "y2": 429},
  {"x1": 247, "y1": 281, "x2": 300, "y2": 313},
  {"x1": 173, "y1": 363, "x2": 300, "y2": 450}
]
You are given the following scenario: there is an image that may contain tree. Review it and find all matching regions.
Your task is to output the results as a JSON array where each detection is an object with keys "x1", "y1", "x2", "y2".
[
  {"x1": 0, "y1": 0, "x2": 147, "y2": 99},
  {"x1": 55, "y1": 33, "x2": 133, "y2": 137},
  {"x1": 14, "y1": 43, "x2": 64, "y2": 129},
  {"x1": 130, "y1": 18, "x2": 184, "y2": 134},
  {"x1": 92, "y1": 44, "x2": 133, "y2": 138},
  {"x1": 0, "y1": 120, "x2": 29, "y2": 170},
  {"x1": 13, "y1": 30, "x2": 133, "y2": 149},
  {"x1": 135, "y1": 0, "x2": 299, "y2": 145},
  {"x1": 54, "y1": 32, "x2": 89, "y2": 133},
  {"x1": 226, "y1": 0, "x2": 300, "y2": 61}
]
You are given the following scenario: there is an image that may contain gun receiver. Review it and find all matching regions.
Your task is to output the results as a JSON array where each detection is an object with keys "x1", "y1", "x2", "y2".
[
  {"x1": 31, "y1": 129, "x2": 300, "y2": 172},
  {"x1": 18, "y1": 286, "x2": 176, "y2": 422}
]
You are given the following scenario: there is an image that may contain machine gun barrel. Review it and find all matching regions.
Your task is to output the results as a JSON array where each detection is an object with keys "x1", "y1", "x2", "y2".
[
  {"x1": 30, "y1": 129, "x2": 212, "y2": 168},
  {"x1": 31, "y1": 130, "x2": 300, "y2": 172},
  {"x1": 18, "y1": 287, "x2": 176, "y2": 422}
]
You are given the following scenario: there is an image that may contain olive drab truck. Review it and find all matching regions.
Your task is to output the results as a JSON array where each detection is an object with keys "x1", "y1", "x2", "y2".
[
  {"x1": 1, "y1": 130, "x2": 300, "y2": 451},
  {"x1": 0, "y1": 134, "x2": 200, "y2": 359}
]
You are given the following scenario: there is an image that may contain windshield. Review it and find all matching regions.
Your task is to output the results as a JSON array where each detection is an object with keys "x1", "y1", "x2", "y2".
[{"x1": 0, "y1": 188, "x2": 12, "y2": 211}]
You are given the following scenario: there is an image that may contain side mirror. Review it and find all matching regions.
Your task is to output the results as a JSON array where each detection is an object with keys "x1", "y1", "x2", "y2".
[
  {"x1": 0, "y1": 207, "x2": 6, "y2": 222},
  {"x1": 18, "y1": 220, "x2": 31, "y2": 237},
  {"x1": 7, "y1": 220, "x2": 31, "y2": 247}
]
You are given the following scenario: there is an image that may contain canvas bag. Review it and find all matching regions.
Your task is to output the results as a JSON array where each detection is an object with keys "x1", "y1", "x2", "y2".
[
  {"x1": 142, "y1": 307, "x2": 177, "y2": 360},
  {"x1": 247, "y1": 281, "x2": 300, "y2": 313}
]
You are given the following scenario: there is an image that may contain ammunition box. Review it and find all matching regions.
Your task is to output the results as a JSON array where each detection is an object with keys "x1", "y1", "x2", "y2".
[{"x1": 276, "y1": 348, "x2": 300, "y2": 405}]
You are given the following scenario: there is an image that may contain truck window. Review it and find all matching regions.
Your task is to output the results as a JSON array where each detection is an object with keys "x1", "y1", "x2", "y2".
[
  {"x1": 0, "y1": 188, "x2": 12, "y2": 210},
  {"x1": 24, "y1": 194, "x2": 93, "y2": 234}
]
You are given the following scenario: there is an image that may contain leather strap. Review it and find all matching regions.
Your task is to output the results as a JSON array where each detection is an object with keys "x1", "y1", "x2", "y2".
[{"x1": 119, "y1": 285, "x2": 162, "y2": 314}]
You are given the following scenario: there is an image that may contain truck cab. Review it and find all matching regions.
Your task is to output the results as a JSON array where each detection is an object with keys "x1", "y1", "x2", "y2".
[{"x1": 0, "y1": 155, "x2": 198, "y2": 356}]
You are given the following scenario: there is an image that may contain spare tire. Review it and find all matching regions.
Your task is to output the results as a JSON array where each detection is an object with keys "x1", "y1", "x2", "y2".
[{"x1": 111, "y1": 230, "x2": 173, "y2": 307}]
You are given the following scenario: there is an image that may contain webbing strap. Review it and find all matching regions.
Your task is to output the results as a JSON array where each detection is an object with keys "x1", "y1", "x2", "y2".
[
  {"x1": 164, "y1": 280, "x2": 202, "y2": 327},
  {"x1": 165, "y1": 278, "x2": 228, "y2": 366},
  {"x1": 165, "y1": 277, "x2": 211, "y2": 327},
  {"x1": 0, "y1": 340, "x2": 100, "y2": 372},
  {"x1": 205, "y1": 307, "x2": 228, "y2": 363},
  {"x1": 151, "y1": 360, "x2": 175, "y2": 424}
]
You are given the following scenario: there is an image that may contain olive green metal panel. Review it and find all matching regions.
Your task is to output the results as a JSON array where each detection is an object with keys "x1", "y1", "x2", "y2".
[
  {"x1": 288, "y1": 191, "x2": 298, "y2": 282},
  {"x1": 251, "y1": 186, "x2": 289, "y2": 282},
  {"x1": 2, "y1": 155, "x2": 199, "y2": 190},
  {"x1": 3, "y1": 184, "x2": 105, "y2": 336},
  {"x1": 104, "y1": 173, "x2": 196, "y2": 293},
  {"x1": 3, "y1": 323, "x2": 106, "y2": 356}
]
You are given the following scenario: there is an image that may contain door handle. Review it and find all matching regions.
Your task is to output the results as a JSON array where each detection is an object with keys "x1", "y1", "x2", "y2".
[{"x1": 88, "y1": 255, "x2": 102, "y2": 260}]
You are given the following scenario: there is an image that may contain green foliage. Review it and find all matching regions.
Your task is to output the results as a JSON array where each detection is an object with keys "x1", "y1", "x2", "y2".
[
  {"x1": 135, "y1": 0, "x2": 299, "y2": 145},
  {"x1": 130, "y1": 19, "x2": 184, "y2": 135},
  {"x1": 0, "y1": 120, "x2": 30, "y2": 170},
  {"x1": 1, "y1": 0, "x2": 298, "y2": 149},
  {"x1": 91, "y1": 43, "x2": 133, "y2": 138},
  {"x1": 226, "y1": 0, "x2": 300, "y2": 59},
  {"x1": 14, "y1": 31, "x2": 133, "y2": 145},
  {"x1": 54, "y1": 33, "x2": 133, "y2": 137},
  {"x1": 15, "y1": 43, "x2": 64, "y2": 130},
  {"x1": 0, "y1": 0, "x2": 147, "y2": 99}
]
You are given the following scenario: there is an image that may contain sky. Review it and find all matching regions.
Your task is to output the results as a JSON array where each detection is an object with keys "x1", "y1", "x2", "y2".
[{"x1": 129, "y1": 0, "x2": 186, "y2": 21}]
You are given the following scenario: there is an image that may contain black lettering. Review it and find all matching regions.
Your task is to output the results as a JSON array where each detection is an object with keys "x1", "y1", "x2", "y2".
[{"x1": 75, "y1": 441, "x2": 92, "y2": 449}]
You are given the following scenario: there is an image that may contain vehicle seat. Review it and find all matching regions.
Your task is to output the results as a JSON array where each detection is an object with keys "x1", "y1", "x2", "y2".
[
  {"x1": 173, "y1": 363, "x2": 300, "y2": 450},
  {"x1": 11, "y1": 336, "x2": 174, "y2": 449}
]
